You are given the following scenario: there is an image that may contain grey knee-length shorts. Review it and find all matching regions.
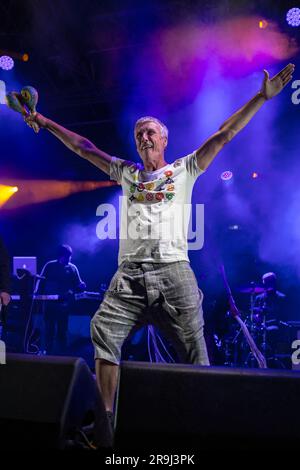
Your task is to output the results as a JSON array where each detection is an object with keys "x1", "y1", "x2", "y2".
[{"x1": 90, "y1": 261, "x2": 209, "y2": 366}]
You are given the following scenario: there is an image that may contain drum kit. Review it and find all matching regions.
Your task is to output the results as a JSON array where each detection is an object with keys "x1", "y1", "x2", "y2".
[{"x1": 220, "y1": 282, "x2": 289, "y2": 369}]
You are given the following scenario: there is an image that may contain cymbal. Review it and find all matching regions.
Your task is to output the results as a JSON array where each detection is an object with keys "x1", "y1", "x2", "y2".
[{"x1": 237, "y1": 286, "x2": 265, "y2": 294}]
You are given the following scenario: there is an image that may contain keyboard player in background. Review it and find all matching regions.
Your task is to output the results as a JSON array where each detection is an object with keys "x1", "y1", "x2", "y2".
[{"x1": 37, "y1": 244, "x2": 86, "y2": 354}]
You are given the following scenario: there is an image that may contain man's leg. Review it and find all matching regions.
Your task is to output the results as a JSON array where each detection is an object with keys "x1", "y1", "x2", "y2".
[
  {"x1": 148, "y1": 261, "x2": 210, "y2": 365},
  {"x1": 91, "y1": 263, "x2": 146, "y2": 411},
  {"x1": 95, "y1": 359, "x2": 119, "y2": 412}
]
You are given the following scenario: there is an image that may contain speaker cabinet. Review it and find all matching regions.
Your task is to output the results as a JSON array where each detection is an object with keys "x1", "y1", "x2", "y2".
[
  {"x1": 0, "y1": 354, "x2": 112, "y2": 449},
  {"x1": 115, "y1": 361, "x2": 300, "y2": 450}
]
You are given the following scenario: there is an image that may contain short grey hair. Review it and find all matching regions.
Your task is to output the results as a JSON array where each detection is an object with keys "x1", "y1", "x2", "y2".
[{"x1": 134, "y1": 116, "x2": 168, "y2": 139}]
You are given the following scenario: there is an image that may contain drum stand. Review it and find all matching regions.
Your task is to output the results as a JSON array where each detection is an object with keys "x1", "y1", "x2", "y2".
[{"x1": 243, "y1": 291, "x2": 259, "y2": 368}]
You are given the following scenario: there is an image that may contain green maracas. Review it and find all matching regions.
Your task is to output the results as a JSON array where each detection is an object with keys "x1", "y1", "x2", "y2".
[
  {"x1": 6, "y1": 85, "x2": 39, "y2": 132},
  {"x1": 20, "y1": 86, "x2": 38, "y2": 114},
  {"x1": 5, "y1": 91, "x2": 27, "y2": 115}
]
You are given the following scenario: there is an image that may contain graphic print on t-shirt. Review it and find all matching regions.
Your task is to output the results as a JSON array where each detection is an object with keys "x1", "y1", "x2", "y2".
[{"x1": 127, "y1": 165, "x2": 181, "y2": 204}]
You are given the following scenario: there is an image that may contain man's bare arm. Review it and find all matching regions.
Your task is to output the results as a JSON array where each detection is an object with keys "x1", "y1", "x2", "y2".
[
  {"x1": 195, "y1": 63, "x2": 295, "y2": 171},
  {"x1": 25, "y1": 113, "x2": 112, "y2": 175}
]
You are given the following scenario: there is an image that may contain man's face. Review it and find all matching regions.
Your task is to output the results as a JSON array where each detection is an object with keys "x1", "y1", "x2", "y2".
[{"x1": 134, "y1": 121, "x2": 167, "y2": 163}]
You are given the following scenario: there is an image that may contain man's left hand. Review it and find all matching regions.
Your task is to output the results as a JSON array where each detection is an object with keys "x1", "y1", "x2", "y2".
[{"x1": 261, "y1": 63, "x2": 295, "y2": 99}]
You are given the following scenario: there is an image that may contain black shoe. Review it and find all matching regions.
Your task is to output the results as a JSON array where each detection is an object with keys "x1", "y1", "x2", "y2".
[
  {"x1": 106, "y1": 410, "x2": 115, "y2": 433},
  {"x1": 80, "y1": 413, "x2": 114, "y2": 450}
]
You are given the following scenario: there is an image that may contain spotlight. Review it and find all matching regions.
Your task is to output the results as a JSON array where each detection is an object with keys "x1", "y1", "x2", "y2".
[
  {"x1": 0, "y1": 55, "x2": 14, "y2": 71},
  {"x1": 258, "y1": 19, "x2": 268, "y2": 29},
  {"x1": 221, "y1": 171, "x2": 233, "y2": 181},
  {"x1": 22, "y1": 53, "x2": 29, "y2": 62},
  {"x1": 252, "y1": 172, "x2": 259, "y2": 179},
  {"x1": 0, "y1": 184, "x2": 19, "y2": 207},
  {"x1": 286, "y1": 8, "x2": 300, "y2": 27}
]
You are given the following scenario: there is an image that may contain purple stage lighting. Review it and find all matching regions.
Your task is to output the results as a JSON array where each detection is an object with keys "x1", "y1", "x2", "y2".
[
  {"x1": 0, "y1": 55, "x2": 14, "y2": 70},
  {"x1": 286, "y1": 8, "x2": 300, "y2": 27},
  {"x1": 221, "y1": 171, "x2": 233, "y2": 181}
]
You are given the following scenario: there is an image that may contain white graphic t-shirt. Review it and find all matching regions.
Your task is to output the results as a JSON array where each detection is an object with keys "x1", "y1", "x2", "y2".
[{"x1": 110, "y1": 151, "x2": 204, "y2": 265}]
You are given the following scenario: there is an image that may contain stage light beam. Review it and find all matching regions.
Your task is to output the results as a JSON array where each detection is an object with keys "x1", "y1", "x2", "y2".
[{"x1": 0, "y1": 179, "x2": 118, "y2": 209}]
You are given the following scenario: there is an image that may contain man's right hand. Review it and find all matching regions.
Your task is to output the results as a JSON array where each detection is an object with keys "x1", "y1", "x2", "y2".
[{"x1": 24, "y1": 112, "x2": 47, "y2": 132}]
